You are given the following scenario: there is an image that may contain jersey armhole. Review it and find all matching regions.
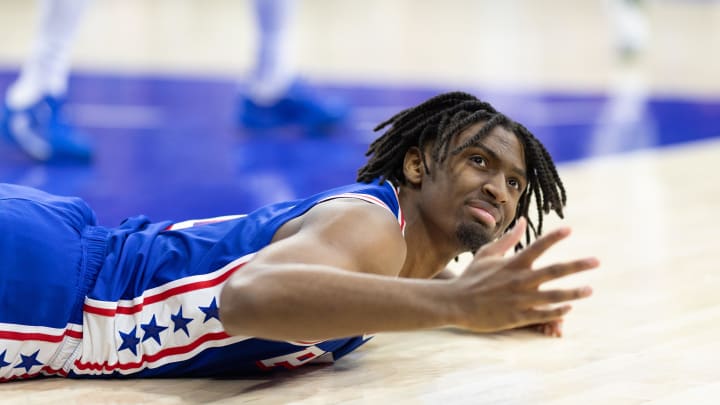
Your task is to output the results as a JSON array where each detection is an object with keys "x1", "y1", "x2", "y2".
[{"x1": 316, "y1": 191, "x2": 405, "y2": 235}]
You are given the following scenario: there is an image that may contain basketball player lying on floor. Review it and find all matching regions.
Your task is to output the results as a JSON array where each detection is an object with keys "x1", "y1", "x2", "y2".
[{"x1": 0, "y1": 92, "x2": 599, "y2": 381}]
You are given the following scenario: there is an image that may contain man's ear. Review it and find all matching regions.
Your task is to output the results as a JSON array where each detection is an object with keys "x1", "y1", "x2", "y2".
[{"x1": 403, "y1": 147, "x2": 425, "y2": 186}]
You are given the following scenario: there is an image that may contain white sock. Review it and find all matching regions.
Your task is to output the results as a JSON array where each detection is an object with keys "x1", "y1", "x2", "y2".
[
  {"x1": 6, "y1": 0, "x2": 90, "y2": 110},
  {"x1": 607, "y1": 0, "x2": 649, "y2": 57},
  {"x1": 248, "y1": 0, "x2": 298, "y2": 106}
]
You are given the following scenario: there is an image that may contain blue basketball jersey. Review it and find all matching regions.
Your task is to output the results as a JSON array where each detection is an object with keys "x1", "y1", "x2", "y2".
[{"x1": 0, "y1": 181, "x2": 404, "y2": 381}]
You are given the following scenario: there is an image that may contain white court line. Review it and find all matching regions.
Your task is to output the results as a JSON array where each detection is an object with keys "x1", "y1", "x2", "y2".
[
  {"x1": 66, "y1": 104, "x2": 165, "y2": 130},
  {"x1": 350, "y1": 106, "x2": 409, "y2": 135},
  {"x1": 351, "y1": 99, "x2": 610, "y2": 134}
]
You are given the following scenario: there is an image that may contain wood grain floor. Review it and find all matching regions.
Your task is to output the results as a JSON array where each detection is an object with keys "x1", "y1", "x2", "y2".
[
  {"x1": 2, "y1": 138, "x2": 719, "y2": 404},
  {"x1": 1, "y1": 0, "x2": 719, "y2": 403}
]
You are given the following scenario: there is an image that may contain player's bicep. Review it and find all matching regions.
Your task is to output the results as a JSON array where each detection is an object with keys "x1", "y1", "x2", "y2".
[{"x1": 249, "y1": 200, "x2": 406, "y2": 277}]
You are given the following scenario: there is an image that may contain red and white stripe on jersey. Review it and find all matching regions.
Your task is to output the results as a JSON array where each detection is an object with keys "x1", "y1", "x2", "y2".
[
  {"x1": 317, "y1": 188, "x2": 405, "y2": 234},
  {"x1": 2, "y1": 186, "x2": 401, "y2": 380},
  {"x1": 164, "y1": 214, "x2": 247, "y2": 231},
  {"x1": 82, "y1": 252, "x2": 255, "y2": 317},
  {"x1": 0, "y1": 322, "x2": 82, "y2": 381},
  {"x1": 72, "y1": 253, "x2": 257, "y2": 376}
]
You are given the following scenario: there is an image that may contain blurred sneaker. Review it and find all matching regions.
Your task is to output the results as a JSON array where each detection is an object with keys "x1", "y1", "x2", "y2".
[
  {"x1": 238, "y1": 82, "x2": 349, "y2": 130},
  {"x1": 1, "y1": 95, "x2": 92, "y2": 163}
]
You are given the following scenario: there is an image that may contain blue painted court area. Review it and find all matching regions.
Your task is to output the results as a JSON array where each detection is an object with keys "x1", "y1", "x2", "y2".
[{"x1": 1, "y1": 70, "x2": 719, "y2": 226}]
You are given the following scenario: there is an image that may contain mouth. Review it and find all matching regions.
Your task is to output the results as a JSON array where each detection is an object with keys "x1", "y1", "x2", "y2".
[{"x1": 466, "y1": 201, "x2": 501, "y2": 229}]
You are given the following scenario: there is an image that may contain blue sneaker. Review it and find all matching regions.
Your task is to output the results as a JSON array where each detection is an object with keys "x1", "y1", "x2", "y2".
[
  {"x1": 238, "y1": 82, "x2": 349, "y2": 130},
  {"x1": 1, "y1": 95, "x2": 92, "y2": 163}
]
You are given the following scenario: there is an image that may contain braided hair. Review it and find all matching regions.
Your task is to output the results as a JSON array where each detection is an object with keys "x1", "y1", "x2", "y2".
[{"x1": 356, "y1": 91, "x2": 566, "y2": 246}]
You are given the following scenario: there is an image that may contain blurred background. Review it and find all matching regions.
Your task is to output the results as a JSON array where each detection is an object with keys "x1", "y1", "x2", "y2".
[
  {"x1": 2, "y1": 2, "x2": 720, "y2": 401},
  {"x1": 0, "y1": 0, "x2": 718, "y2": 225}
]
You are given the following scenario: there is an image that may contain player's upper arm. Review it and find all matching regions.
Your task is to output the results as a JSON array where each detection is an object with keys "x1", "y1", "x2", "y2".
[{"x1": 248, "y1": 198, "x2": 407, "y2": 277}]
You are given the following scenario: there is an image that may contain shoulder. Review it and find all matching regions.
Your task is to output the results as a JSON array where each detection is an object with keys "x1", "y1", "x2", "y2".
[
  {"x1": 303, "y1": 197, "x2": 402, "y2": 239},
  {"x1": 267, "y1": 197, "x2": 407, "y2": 277},
  {"x1": 313, "y1": 181, "x2": 401, "y2": 219},
  {"x1": 306, "y1": 197, "x2": 406, "y2": 262}
]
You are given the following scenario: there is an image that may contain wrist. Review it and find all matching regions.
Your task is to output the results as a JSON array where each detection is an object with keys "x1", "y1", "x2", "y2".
[{"x1": 430, "y1": 279, "x2": 463, "y2": 328}]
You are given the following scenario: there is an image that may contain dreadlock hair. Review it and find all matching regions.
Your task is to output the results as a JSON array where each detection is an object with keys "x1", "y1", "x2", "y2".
[{"x1": 356, "y1": 91, "x2": 567, "y2": 247}]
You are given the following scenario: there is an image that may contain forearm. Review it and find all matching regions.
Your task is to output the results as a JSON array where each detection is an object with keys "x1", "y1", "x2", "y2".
[{"x1": 219, "y1": 263, "x2": 458, "y2": 341}]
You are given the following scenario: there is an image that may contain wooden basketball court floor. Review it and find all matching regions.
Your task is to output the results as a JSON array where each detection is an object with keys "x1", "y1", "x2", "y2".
[{"x1": 1, "y1": 1, "x2": 719, "y2": 403}]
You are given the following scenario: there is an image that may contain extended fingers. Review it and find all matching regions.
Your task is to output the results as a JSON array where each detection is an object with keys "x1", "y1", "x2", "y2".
[
  {"x1": 474, "y1": 217, "x2": 526, "y2": 259},
  {"x1": 522, "y1": 286, "x2": 593, "y2": 307},
  {"x1": 524, "y1": 305, "x2": 573, "y2": 324},
  {"x1": 527, "y1": 257, "x2": 600, "y2": 286},
  {"x1": 508, "y1": 226, "x2": 572, "y2": 267}
]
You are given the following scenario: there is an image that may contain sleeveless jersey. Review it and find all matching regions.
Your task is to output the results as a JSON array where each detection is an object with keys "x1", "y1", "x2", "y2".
[{"x1": 0, "y1": 180, "x2": 404, "y2": 380}]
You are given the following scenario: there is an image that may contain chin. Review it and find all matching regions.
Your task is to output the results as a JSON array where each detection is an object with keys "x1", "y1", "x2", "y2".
[{"x1": 456, "y1": 222, "x2": 494, "y2": 252}]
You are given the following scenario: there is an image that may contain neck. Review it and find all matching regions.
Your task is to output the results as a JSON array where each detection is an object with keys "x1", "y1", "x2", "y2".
[{"x1": 396, "y1": 185, "x2": 461, "y2": 279}]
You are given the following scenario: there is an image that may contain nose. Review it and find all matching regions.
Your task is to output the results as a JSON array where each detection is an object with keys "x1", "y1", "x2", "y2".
[{"x1": 482, "y1": 173, "x2": 508, "y2": 204}]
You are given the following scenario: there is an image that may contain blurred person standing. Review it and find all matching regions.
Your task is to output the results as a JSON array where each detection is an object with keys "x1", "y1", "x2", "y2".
[{"x1": 1, "y1": 0, "x2": 348, "y2": 163}]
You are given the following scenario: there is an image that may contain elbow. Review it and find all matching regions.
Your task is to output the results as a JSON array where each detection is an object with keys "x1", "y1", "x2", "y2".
[
  {"x1": 219, "y1": 265, "x2": 320, "y2": 341},
  {"x1": 219, "y1": 271, "x2": 266, "y2": 337}
]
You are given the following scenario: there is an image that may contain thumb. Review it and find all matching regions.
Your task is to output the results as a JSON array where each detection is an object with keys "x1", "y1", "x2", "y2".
[{"x1": 474, "y1": 217, "x2": 526, "y2": 259}]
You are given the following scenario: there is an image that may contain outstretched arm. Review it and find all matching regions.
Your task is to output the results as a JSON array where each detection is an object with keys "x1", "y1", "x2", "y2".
[{"x1": 219, "y1": 201, "x2": 598, "y2": 341}]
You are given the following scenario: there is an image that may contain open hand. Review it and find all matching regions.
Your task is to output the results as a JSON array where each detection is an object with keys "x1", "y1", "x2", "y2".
[{"x1": 450, "y1": 217, "x2": 599, "y2": 334}]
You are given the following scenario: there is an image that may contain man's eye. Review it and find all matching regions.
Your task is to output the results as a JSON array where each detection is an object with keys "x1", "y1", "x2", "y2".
[
  {"x1": 470, "y1": 156, "x2": 486, "y2": 166},
  {"x1": 508, "y1": 178, "x2": 521, "y2": 190}
]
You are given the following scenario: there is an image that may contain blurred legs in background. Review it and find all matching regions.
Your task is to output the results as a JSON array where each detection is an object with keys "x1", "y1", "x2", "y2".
[
  {"x1": 237, "y1": 0, "x2": 348, "y2": 130},
  {"x1": 1, "y1": 0, "x2": 91, "y2": 163},
  {"x1": 608, "y1": 0, "x2": 650, "y2": 61},
  {"x1": 1, "y1": 0, "x2": 349, "y2": 163}
]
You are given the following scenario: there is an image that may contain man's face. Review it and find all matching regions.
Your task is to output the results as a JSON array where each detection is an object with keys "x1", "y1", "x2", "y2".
[{"x1": 418, "y1": 121, "x2": 527, "y2": 252}]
